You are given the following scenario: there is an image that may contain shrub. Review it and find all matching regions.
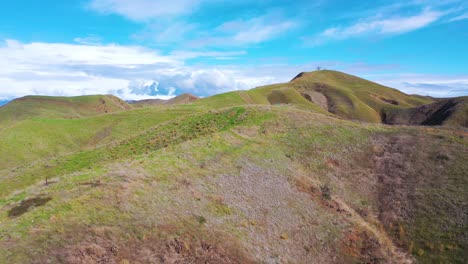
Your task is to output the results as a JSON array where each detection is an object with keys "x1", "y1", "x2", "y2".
[{"x1": 320, "y1": 184, "x2": 331, "y2": 200}]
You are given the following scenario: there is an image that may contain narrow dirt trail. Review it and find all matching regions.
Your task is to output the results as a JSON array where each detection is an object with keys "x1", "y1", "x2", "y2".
[
  {"x1": 296, "y1": 173, "x2": 413, "y2": 263},
  {"x1": 333, "y1": 197, "x2": 413, "y2": 263}
]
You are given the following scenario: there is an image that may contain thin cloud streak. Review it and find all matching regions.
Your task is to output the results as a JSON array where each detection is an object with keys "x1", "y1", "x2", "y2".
[
  {"x1": 87, "y1": 0, "x2": 202, "y2": 21},
  {"x1": 189, "y1": 11, "x2": 297, "y2": 47},
  {"x1": 448, "y1": 12, "x2": 468, "y2": 21},
  {"x1": 310, "y1": 9, "x2": 443, "y2": 44}
]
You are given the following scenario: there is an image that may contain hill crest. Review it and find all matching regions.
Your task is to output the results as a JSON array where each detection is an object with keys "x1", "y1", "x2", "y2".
[{"x1": 0, "y1": 94, "x2": 131, "y2": 124}]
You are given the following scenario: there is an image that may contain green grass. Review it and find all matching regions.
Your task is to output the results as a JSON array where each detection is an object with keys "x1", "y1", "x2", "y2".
[
  {"x1": 194, "y1": 83, "x2": 328, "y2": 115},
  {"x1": 400, "y1": 149, "x2": 468, "y2": 263},
  {"x1": 0, "y1": 106, "x2": 272, "y2": 198},
  {"x1": 0, "y1": 84, "x2": 326, "y2": 171},
  {"x1": 0, "y1": 105, "x2": 204, "y2": 170}
]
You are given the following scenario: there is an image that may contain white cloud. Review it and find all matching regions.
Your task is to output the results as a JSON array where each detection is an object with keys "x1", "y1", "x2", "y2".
[
  {"x1": 1, "y1": 39, "x2": 177, "y2": 67},
  {"x1": 0, "y1": 39, "x2": 276, "y2": 100},
  {"x1": 368, "y1": 73, "x2": 468, "y2": 97},
  {"x1": 1, "y1": 39, "x2": 465, "y2": 101},
  {"x1": 88, "y1": 0, "x2": 201, "y2": 21},
  {"x1": 218, "y1": 14, "x2": 297, "y2": 45},
  {"x1": 190, "y1": 12, "x2": 297, "y2": 47},
  {"x1": 448, "y1": 12, "x2": 468, "y2": 22},
  {"x1": 310, "y1": 9, "x2": 443, "y2": 44},
  {"x1": 169, "y1": 50, "x2": 247, "y2": 60}
]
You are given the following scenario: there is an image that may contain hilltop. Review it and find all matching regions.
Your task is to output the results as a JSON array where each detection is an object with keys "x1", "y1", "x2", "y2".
[
  {"x1": 0, "y1": 94, "x2": 131, "y2": 124},
  {"x1": 129, "y1": 93, "x2": 199, "y2": 107},
  {"x1": 289, "y1": 70, "x2": 433, "y2": 122},
  {"x1": 0, "y1": 71, "x2": 466, "y2": 264}
]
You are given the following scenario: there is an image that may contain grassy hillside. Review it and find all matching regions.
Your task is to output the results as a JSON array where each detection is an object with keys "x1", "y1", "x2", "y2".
[
  {"x1": 0, "y1": 104, "x2": 466, "y2": 263},
  {"x1": 195, "y1": 85, "x2": 329, "y2": 114},
  {"x1": 0, "y1": 95, "x2": 131, "y2": 125},
  {"x1": 289, "y1": 70, "x2": 434, "y2": 123},
  {"x1": 0, "y1": 105, "x2": 206, "y2": 170},
  {"x1": 384, "y1": 97, "x2": 468, "y2": 127},
  {"x1": 0, "y1": 85, "x2": 323, "y2": 171},
  {"x1": 0, "y1": 72, "x2": 466, "y2": 263}
]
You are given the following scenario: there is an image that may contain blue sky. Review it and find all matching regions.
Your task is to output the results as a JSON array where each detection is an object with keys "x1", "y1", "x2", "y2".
[{"x1": 0, "y1": 0, "x2": 467, "y2": 101}]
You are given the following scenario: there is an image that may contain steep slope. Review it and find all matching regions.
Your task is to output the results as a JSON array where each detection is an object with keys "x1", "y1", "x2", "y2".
[
  {"x1": 383, "y1": 97, "x2": 468, "y2": 127},
  {"x1": 0, "y1": 95, "x2": 131, "y2": 125}
]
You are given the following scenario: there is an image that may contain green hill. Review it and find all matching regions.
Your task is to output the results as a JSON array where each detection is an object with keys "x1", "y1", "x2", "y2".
[
  {"x1": 289, "y1": 70, "x2": 435, "y2": 122},
  {"x1": 130, "y1": 93, "x2": 200, "y2": 107},
  {"x1": 0, "y1": 94, "x2": 131, "y2": 125},
  {"x1": 0, "y1": 72, "x2": 466, "y2": 264}
]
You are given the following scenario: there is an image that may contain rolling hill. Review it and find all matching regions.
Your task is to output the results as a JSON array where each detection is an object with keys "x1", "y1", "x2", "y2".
[
  {"x1": 0, "y1": 94, "x2": 131, "y2": 125},
  {"x1": 129, "y1": 93, "x2": 199, "y2": 107},
  {"x1": 0, "y1": 71, "x2": 466, "y2": 264},
  {"x1": 289, "y1": 70, "x2": 435, "y2": 122}
]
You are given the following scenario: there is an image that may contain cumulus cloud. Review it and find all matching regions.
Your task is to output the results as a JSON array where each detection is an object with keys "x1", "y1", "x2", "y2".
[
  {"x1": 0, "y1": 39, "x2": 279, "y2": 101},
  {"x1": 1, "y1": 39, "x2": 465, "y2": 102},
  {"x1": 88, "y1": 0, "x2": 202, "y2": 21}
]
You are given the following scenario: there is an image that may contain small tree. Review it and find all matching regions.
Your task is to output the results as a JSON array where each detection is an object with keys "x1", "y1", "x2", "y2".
[{"x1": 316, "y1": 66, "x2": 323, "y2": 71}]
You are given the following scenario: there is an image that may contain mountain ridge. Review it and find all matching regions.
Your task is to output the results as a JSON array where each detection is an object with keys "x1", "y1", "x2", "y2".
[{"x1": 2, "y1": 71, "x2": 466, "y2": 127}]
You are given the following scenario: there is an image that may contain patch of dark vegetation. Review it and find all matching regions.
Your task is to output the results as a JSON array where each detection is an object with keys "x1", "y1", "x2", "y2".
[
  {"x1": 47, "y1": 223, "x2": 255, "y2": 264},
  {"x1": 79, "y1": 180, "x2": 102, "y2": 187},
  {"x1": 380, "y1": 97, "x2": 399, "y2": 105},
  {"x1": 301, "y1": 92, "x2": 312, "y2": 102},
  {"x1": 8, "y1": 196, "x2": 52, "y2": 218},
  {"x1": 379, "y1": 111, "x2": 388, "y2": 124},
  {"x1": 432, "y1": 153, "x2": 450, "y2": 162},
  {"x1": 320, "y1": 184, "x2": 331, "y2": 200},
  {"x1": 267, "y1": 90, "x2": 289, "y2": 105},
  {"x1": 196, "y1": 215, "x2": 207, "y2": 225},
  {"x1": 341, "y1": 230, "x2": 386, "y2": 264}
]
